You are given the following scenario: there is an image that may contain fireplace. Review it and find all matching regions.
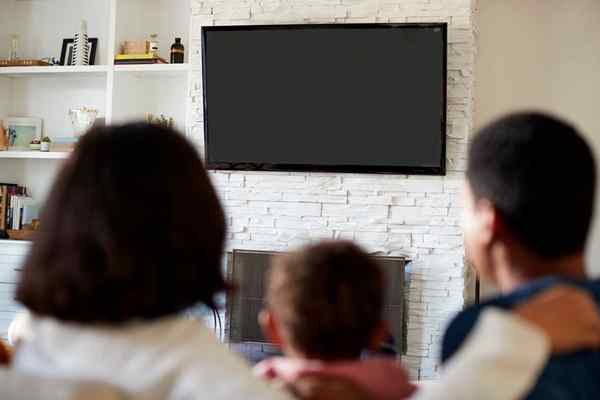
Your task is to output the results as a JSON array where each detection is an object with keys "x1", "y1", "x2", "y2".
[{"x1": 225, "y1": 250, "x2": 407, "y2": 363}]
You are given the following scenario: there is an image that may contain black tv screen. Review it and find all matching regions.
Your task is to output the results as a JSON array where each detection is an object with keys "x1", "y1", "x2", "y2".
[{"x1": 202, "y1": 23, "x2": 447, "y2": 175}]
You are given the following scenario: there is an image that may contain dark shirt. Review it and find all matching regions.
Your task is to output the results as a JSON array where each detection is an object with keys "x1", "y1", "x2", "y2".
[{"x1": 441, "y1": 276, "x2": 600, "y2": 400}]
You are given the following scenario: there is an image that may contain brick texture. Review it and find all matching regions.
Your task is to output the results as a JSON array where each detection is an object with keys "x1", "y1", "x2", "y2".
[{"x1": 190, "y1": 0, "x2": 476, "y2": 380}]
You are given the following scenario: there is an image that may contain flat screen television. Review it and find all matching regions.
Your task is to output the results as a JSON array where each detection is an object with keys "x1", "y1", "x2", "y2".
[{"x1": 202, "y1": 23, "x2": 447, "y2": 175}]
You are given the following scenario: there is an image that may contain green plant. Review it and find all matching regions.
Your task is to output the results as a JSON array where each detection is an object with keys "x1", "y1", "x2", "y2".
[{"x1": 145, "y1": 113, "x2": 174, "y2": 129}]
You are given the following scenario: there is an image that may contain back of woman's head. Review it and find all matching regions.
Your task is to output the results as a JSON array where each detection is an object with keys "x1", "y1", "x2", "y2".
[{"x1": 17, "y1": 123, "x2": 227, "y2": 324}]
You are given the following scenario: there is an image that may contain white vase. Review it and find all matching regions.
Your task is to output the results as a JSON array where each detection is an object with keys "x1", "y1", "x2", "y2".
[
  {"x1": 69, "y1": 108, "x2": 98, "y2": 136},
  {"x1": 73, "y1": 20, "x2": 89, "y2": 66}
]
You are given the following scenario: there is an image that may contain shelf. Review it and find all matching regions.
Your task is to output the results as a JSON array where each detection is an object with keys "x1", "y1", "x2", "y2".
[
  {"x1": 0, "y1": 65, "x2": 190, "y2": 78},
  {"x1": 0, "y1": 240, "x2": 31, "y2": 246},
  {"x1": 0, "y1": 66, "x2": 110, "y2": 78},
  {"x1": 113, "y1": 63, "x2": 191, "y2": 76},
  {"x1": 0, "y1": 0, "x2": 192, "y2": 212},
  {"x1": 0, "y1": 151, "x2": 71, "y2": 160}
]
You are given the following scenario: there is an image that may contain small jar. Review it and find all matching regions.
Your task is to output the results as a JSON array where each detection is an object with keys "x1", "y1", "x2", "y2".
[
  {"x1": 30, "y1": 139, "x2": 41, "y2": 151},
  {"x1": 149, "y1": 34, "x2": 159, "y2": 57},
  {"x1": 40, "y1": 141, "x2": 50, "y2": 152}
]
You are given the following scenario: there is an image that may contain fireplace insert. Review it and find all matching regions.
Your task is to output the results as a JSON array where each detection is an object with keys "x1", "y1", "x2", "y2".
[{"x1": 225, "y1": 249, "x2": 407, "y2": 363}]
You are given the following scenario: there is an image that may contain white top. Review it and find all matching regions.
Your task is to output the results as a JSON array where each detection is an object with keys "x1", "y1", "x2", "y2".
[
  {"x1": 11, "y1": 309, "x2": 548, "y2": 400},
  {"x1": 12, "y1": 315, "x2": 293, "y2": 400}
]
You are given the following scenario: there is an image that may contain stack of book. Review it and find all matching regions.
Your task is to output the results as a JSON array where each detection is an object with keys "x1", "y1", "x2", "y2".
[
  {"x1": 114, "y1": 53, "x2": 168, "y2": 65},
  {"x1": 0, "y1": 184, "x2": 38, "y2": 238}
]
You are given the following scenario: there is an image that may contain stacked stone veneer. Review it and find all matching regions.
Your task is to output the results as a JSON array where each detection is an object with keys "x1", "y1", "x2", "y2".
[{"x1": 188, "y1": 0, "x2": 476, "y2": 379}]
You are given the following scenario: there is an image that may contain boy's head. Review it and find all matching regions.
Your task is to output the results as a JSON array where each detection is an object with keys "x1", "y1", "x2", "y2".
[
  {"x1": 464, "y1": 112, "x2": 596, "y2": 285},
  {"x1": 261, "y1": 241, "x2": 385, "y2": 361}
]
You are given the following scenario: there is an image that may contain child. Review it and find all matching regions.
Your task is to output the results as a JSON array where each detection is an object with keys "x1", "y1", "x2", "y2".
[
  {"x1": 442, "y1": 112, "x2": 600, "y2": 399},
  {"x1": 254, "y1": 241, "x2": 416, "y2": 400}
]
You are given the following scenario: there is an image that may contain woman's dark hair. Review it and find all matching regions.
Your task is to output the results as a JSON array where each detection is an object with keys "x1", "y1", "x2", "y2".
[
  {"x1": 17, "y1": 123, "x2": 227, "y2": 324},
  {"x1": 468, "y1": 112, "x2": 596, "y2": 259}
]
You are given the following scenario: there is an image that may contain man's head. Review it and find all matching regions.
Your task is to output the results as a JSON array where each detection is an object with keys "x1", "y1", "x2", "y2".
[
  {"x1": 261, "y1": 241, "x2": 386, "y2": 361},
  {"x1": 463, "y1": 112, "x2": 596, "y2": 286}
]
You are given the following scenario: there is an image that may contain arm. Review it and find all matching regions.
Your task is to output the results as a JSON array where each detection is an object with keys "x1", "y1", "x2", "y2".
[
  {"x1": 414, "y1": 286, "x2": 600, "y2": 400},
  {"x1": 413, "y1": 309, "x2": 549, "y2": 400}
]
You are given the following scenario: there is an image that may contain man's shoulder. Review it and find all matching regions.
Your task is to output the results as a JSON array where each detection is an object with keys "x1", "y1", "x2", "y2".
[
  {"x1": 441, "y1": 277, "x2": 600, "y2": 364},
  {"x1": 440, "y1": 290, "x2": 529, "y2": 363},
  {"x1": 441, "y1": 303, "x2": 486, "y2": 363}
]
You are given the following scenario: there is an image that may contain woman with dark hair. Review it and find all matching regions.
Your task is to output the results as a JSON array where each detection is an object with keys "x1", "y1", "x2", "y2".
[{"x1": 10, "y1": 123, "x2": 292, "y2": 400}]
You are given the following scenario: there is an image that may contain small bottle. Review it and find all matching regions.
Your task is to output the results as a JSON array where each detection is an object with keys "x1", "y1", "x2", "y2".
[
  {"x1": 149, "y1": 34, "x2": 159, "y2": 57},
  {"x1": 9, "y1": 34, "x2": 19, "y2": 61},
  {"x1": 170, "y1": 38, "x2": 184, "y2": 64}
]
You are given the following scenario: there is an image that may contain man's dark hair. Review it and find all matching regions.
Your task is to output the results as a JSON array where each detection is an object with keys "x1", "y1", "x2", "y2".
[
  {"x1": 467, "y1": 112, "x2": 596, "y2": 258},
  {"x1": 17, "y1": 123, "x2": 227, "y2": 323},
  {"x1": 266, "y1": 241, "x2": 384, "y2": 360}
]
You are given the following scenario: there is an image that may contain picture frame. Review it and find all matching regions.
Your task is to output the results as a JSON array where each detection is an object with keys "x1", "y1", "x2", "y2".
[
  {"x1": 5, "y1": 118, "x2": 43, "y2": 149},
  {"x1": 60, "y1": 38, "x2": 98, "y2": 66}
]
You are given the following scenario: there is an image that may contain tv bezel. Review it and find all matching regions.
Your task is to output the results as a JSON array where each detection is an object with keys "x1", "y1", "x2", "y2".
[{"x1": 201, "y1": 23, "x2": 448, "y2": 176}]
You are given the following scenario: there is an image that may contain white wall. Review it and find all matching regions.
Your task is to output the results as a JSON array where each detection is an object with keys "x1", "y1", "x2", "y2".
[
  {"x1": 190, "y1": 0, "x2": 477, "y2": 379},
  {"x1": 0, "y1": 0, "x2": 110, "y2": 65},
  {"x1": 476, "y1": 0, "x2": 600, "y2": 276}
]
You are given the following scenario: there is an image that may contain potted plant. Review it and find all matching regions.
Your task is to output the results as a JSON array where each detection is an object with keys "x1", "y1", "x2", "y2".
[
  {"x1": 30, "y1": 138, "x2": 41, "y2": 151},
  {"x1": 41, "y1": 136, "x2": 51, "y2": 152}
]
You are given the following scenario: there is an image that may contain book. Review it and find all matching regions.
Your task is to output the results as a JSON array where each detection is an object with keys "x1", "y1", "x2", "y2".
[
  {"x1": 115, "y1": 53, "x2": 155, "y2": 60},
  {"x1": 21, "y1": 198, "x2": 38, "y2": 226},
  {"x1": 13, "y1": 196, "x2": 20, "y2": 230},
  {"x1": 4, "y1": 185, "x2": 18, "y2": 231},
  {"x1": 12, "y1": 195, "x2": 34, "y2": 230},
  {"x1": 114, "y1": 57, "x2": 168, "y2": 65},
  {"x1": 0, "y1": 186, "x2": 7, "y2": 234},
  {"x1": 0, "y1": 184, "x2": 26, "y2": 233}
]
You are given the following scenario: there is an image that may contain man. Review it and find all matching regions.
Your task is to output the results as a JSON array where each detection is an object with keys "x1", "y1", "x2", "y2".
[{"x1": 442, "y1": 112, "x2": 600, "y2": 399}]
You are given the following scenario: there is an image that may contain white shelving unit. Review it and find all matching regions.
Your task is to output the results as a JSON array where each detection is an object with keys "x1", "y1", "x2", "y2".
[
  {"x1": 0, "y1": 0, "x2": 191, "y2": 335},
  {"x1": 0, "y1": 0, "x2": 192, "y2": 205}
]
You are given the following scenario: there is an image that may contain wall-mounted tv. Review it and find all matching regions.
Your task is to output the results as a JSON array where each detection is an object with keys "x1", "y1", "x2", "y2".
[{"x1": 202, "y1": 23, "x2": 447, "y2": 175}]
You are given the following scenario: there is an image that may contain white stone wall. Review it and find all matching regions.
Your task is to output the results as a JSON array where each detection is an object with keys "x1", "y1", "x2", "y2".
[{"x1": 188, "y1": 0, "x2": 476, "y2": 379}]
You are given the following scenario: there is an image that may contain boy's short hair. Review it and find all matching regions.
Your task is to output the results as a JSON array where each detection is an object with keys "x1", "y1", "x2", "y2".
[
  {"x1": 467, "y1": 112, "x2": 596, "y2": 259},
  {"x1": 266, "y1": 241, "x2": 384, "y2": 360}
]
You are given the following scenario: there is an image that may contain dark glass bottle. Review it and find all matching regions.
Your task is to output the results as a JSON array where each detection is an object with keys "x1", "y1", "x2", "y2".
[{"x1": 170, "y1": 38, "x2": 184, "y2": 64}]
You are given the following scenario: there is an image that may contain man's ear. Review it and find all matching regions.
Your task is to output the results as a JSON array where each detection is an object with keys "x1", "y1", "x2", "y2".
[
  {"x1": 368, "y1": 320, "x2": 390, "y2": 352},
  {"x1": 474, "y1": 198, "x2": 502, "y2": 247},
  {"x1": 259, "y1": 309, "x2": 284, "y2": 348}
]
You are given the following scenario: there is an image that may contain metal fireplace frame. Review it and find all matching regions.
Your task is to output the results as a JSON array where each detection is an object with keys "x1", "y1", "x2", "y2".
[{"x1": 225, "y1": 249, "x2": 408, "y2": 358}]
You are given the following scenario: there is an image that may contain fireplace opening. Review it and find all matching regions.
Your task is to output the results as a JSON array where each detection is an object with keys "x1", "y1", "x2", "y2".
[{"x1": 225, "y1": 250, "x2": 407, "y2": 364}]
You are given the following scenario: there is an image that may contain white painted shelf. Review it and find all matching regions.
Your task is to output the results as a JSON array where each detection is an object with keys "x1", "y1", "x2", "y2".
[
  {"x1": 114, "y1": 63, "x2": 191, "y2": 76},
  {"x1": 0, "y1": 64, "x2": 190, "y2": 78},
  {"x1": 0, "y1": 151, "x2": 71, "y2": 160},
  {"x1": 0, "y1": 65, "x2": 110, "y2": 78},
  {"x1": 0, "y1": 239, "x2": 31, "y2": 246}
]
